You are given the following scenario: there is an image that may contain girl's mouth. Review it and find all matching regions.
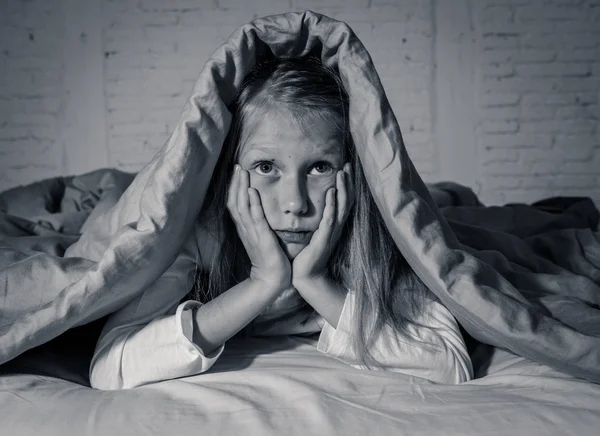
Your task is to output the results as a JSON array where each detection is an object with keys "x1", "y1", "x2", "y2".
[{"x1": 275, "y1": 230, "x2": 312, "y2": 243}]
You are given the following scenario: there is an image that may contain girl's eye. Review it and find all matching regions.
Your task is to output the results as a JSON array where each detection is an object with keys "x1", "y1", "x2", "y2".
[
  {"x1": 309, "y1": 162, "x2": 334, "y2": 176},
  {"x1": 253, "y1": 162, "x2": 274, "y2": 175}
]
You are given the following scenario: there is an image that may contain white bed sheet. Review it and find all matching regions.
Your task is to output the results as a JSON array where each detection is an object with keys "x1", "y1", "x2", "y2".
[{"x1": 1, "y1": 335, "x2": 599, "y2": 436}]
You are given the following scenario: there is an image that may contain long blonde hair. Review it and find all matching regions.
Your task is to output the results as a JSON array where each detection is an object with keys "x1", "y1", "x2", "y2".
[{"x1": 191, "y1": 55, "x2": 436, "y2": 367}]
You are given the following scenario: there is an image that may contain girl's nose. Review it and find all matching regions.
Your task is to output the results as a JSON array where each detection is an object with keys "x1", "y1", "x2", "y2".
[{"x1": 281, "y1": 178, "x2": 308, "y2": 215}]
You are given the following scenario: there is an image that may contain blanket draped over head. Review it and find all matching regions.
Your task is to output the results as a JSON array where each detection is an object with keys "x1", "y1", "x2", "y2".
[{"x1": 1, "y1": 11, "x2": 599, "y2": 383}]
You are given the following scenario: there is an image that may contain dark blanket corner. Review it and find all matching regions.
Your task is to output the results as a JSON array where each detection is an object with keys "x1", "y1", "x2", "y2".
[{"x1": 0, "y1": 316, "x2": 108, "y2": 387}]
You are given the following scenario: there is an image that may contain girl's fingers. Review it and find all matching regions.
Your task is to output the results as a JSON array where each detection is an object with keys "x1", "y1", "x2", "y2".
[
  {"x1": 240, "y1": 171, "x2": 275, "y2": 245},
  {"x1": 248, "y1": 187, "x2": 268, "y2": 228},
  {"x1": 226, "y1": 165, "x2": 240, "y2": 221},
  {"x1": 237, "y1": 169, "x2": 252, "y2": 230},
  {"x1": 323, "y1": 187, "x2": 336, "y2": 227},
  {"x1": 312, "y1": 187, "x2": 336, "y2": 251},
  {"x1": 344, "y1": 162, "x2": 355, "y2": 211},
  {"x1": 336, "y1": 170, "x2": 347, "y2": 225}
]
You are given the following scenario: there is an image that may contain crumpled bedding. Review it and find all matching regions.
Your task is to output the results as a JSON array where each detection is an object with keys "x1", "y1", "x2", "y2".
[
  {"x1": 2, "y1": 334, "x2": 600, "y2": 436},
  {"x1": 1, "y1": 10, "x2": 600, "y2": 387},
  {"x1": 2, "y1": 168, "x2": 598, "y2": 378}
]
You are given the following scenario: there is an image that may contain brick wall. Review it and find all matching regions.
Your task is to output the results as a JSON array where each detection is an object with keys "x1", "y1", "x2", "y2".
[
  {"x1": 1, "y1": 0, "x2": 598, "y2": 206},
  {"x1": 477, "y1": 0, "x2": 600, "y2": 205},
  {"x1": 0, "y1": 0, "x2": 66, "y2": 188}
]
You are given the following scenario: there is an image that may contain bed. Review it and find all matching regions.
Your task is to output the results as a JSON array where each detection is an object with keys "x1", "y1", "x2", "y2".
[
  {"x1": 1, "y1": 169, "x2": 599, "y2": 435},
  {"x1": 2, "y1": 325, "x2": 600, "y2": 435}
]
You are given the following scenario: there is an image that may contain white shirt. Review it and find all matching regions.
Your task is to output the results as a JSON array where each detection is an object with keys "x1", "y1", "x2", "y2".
[
  {"x1": 89, "y1": 285, "x2": 472, "y2": 390},
  {"x1": 89, "y1": 223, "x2": 473, "y2": 390}
]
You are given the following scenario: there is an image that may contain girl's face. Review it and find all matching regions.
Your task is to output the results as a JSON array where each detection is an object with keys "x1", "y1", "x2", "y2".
[{"x1": 236, "y1": 107, "x2": 346, "y2": 259}]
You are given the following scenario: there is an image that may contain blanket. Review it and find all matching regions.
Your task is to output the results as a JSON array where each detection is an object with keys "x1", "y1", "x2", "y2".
[
  {"x1": 2, "y1": 168, "x2": 598, "y2": 379},
  {"x1": 1, "y1": 10, "x2": 599, "y2": 384}
]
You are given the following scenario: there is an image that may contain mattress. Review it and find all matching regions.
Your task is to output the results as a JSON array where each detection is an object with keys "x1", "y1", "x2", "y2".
[{"x1": 2, "y1": 333, "x2": 599, "y2": 436}]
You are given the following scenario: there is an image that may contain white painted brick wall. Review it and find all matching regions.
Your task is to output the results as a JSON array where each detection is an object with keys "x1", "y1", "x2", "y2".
[
  {"x1": 477, "y1": 0, "x2": 600, "y2": 206},
  {"x1": 0, "y1": 0, "x2": 66, "y2": 188},
  {"x1": 1, "y1": 0, "x2": 598, "y2": 207}
]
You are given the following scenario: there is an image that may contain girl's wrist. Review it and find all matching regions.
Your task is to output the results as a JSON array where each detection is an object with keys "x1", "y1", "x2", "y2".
[
  {"x1": 292, "y1": 273, "x2": 328, "y2": 292},
  {"x1": 292, "y1": 274, "x2": 346, "y2": 329},
  {"x1": 247, "y1": 276, "x2": 289, "y2": 298}
]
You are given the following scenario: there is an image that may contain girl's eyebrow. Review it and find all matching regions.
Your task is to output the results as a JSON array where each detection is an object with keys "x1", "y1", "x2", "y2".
[
  {"x1": 244, "y1": 150, "x2": 341, "y2": 164},
  {"x1": 244, "y1": 144, "x2": 277, "y2": 153},
  {"x1": 245, "y1": 142, "x2": 342, "y2": 156}
]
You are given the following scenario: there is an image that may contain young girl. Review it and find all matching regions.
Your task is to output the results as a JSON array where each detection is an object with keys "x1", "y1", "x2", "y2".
[{"x1": 89, "y1": 55, "x2": 473, "y2": 390}]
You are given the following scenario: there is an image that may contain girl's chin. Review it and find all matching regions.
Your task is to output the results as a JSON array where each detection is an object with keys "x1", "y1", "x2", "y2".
[{"x1": 281, "y1": 241, "x2": 307, "y2": 260}]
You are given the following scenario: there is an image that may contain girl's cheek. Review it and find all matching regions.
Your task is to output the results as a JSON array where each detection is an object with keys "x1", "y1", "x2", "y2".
[
  {"x1": 307, "y1": 184, "x2": 330, "y2": 218},
  {"x1": 248, "y1": 172, "x2": 276, "y2": 189}
]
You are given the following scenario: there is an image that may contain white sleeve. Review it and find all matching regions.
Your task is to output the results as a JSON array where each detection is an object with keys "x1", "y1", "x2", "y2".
[
  {"x1": 316, "y1": 290, "x2": 473, "y2": 384},
  {"x1": 90, "y1": 299, "x2": 224, "y2": 390},
  {"x1": 89, "y1": 226, "x2": 225, "y2": 390}
]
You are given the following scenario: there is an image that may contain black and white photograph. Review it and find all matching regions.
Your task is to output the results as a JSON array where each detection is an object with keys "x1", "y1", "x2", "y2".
[{"x1": 1, "y1": 1, "x2": 599, "y2": 435}]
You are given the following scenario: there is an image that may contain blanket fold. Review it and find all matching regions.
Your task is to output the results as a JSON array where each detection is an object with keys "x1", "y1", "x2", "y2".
[{"x1": 1, "y1": 10, "x2": 599, "y2": 383}]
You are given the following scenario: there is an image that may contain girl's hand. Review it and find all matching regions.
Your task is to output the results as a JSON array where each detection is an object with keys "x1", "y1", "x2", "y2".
[
  {"x1": 292, "y1": 163, "x2": 354, "y2": 284},
  {"x1": 227, "y1": 165, "x2": 291, "y2": 291}
]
